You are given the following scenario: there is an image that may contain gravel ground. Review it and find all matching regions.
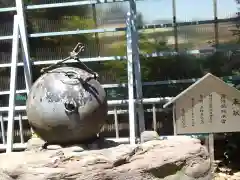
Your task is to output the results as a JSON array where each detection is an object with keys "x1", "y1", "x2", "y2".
[
  {"x1": 214, "y1": 172, "x2": 240, "y2": 180},
  {"x1": 214, "y1": 163, "x2": 240, "y2": 180}
]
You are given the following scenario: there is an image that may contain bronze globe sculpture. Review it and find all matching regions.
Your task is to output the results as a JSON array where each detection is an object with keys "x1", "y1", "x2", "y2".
[{"x1": 26, "y1": 43, "x2": 108, "y2": 145}]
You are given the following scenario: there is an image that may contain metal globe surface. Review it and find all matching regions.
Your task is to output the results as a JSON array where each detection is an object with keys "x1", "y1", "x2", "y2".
[{"x1": 26, "y1": 66, "x2": 108, "y2": 145}]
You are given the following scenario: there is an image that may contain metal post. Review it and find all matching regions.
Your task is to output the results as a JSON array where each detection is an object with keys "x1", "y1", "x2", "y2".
[
  {"x1": 213, "y1": 0, "x2": 219, "y2": 47},
  {"x1": 92, "y1": 4, "x2": 100, "y2": 57},
  {"x1": 16, "y1": 0, "x2": 35, "y2": 136},
  {"x1": 208, "y1": 133, "x2": 215, "y2": 179},
  {"x1": 6, "y1": 15, "x2": 20, "y2": 153},
  {"x1": 114, "y1": 107, "x2": 119, "y2": 138},
  {"x1": 18, "y1": 114, "x2": 24, "y2": 144},
  {"x1": 129, "y1": 0, "x2": 145, "y2": 136},
  {"x1": 16, "y1": 0, "x2": 32, "y2": 92},
  {"x1": 172, "y1": 0, "x2": 178, "y2": 52},
  {"x1": 126, "y1": 12, "x2": 136, "y2": 145},
  {"x1": 173, "y1": 104, "x2": 177, "y2": 135},
  {"x1": 0, "y1": 115, "x2": 6, "y2": 144},
  {"x1": 152, "y1": 104, "x2": 157, "y2": 131}
]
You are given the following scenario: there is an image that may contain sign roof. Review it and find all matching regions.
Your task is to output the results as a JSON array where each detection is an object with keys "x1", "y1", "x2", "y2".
[{"x1": 163, "y1": 73, "x2": 240, "y2": 108}]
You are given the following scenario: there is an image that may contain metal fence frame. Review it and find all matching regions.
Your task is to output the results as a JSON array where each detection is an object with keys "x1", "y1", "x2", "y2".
[{"x1": 0, "y1": 0, "x2": 238, "y2": 152}]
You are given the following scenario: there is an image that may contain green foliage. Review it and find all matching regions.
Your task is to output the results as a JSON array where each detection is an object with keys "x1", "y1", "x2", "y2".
[{"x1": 63, "y1": 17, "x2": 95, "y2": 30}]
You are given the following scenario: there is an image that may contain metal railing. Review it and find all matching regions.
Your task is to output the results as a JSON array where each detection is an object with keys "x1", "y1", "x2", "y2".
[
  {"x1": 0, "y1": 0, "x2": 145, "y2": 151},
  {"x1": 0, "y1": 97, "x2": 172, "y2": 150},
  {"x1": 1, "y1": 73, "x2": 240, "y2": 150}
]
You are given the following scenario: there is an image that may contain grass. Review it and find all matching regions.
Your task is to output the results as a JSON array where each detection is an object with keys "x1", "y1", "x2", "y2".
[
  {"x1": 96, "y1": 21, "x2": 238, "y2": 56},
  {"x1": 96, "y1": 21, "x2": 237, "y2": 49}
]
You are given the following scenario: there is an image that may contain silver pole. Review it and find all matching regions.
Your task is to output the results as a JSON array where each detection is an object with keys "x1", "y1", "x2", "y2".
[
  {"x1": 129, "y1": 0, "x2": 145, "y2": 135},
  {"x1": 16, "y1": 0, "x2": 32, "y2": 92},
  {"x1": 114, "y1": 107, "x2": 119, "y2": 138},
  {"x1": 6, "y1": 15, "x2": 20, "y2": 153},
  {"x1": 126, "y1": 12, "x2": 136, "y2": 145}
]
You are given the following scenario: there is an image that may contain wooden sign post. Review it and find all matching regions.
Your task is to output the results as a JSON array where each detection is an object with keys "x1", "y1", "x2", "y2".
[{"x1": 164, "y1": 73, "x2": 240, "y2": 178}]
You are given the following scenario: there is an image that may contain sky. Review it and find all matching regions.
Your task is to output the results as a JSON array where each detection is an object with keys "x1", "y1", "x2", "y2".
[{"x1": 135, "y1": 0, "x2": 238, "y2": 23}]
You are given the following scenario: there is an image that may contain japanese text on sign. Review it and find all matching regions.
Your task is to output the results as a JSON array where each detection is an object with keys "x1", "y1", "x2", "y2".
[
  {"x1": 232, "y1": 98, "x2": 240, "y2": 116},
  {"x1": 191, "y1": 98, "x2": 195, "y2": 127},
  {"x1": 181, "y1": 108, "x2": 186, "y2": 128},
  {"x1": 199, "y1": 94, "x2": 204, "y2": 124},
  {"x1": 209, "y1": 94, "x2": 213, "y2": 124},
  {"x1": 220, "y1": 94, "x2": 227, "y2": 124}
]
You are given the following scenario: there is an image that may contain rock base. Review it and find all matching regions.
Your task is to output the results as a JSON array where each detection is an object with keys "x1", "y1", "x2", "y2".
[{"x1": 0, "y1": 137, "x2": 212, "y2": 180}]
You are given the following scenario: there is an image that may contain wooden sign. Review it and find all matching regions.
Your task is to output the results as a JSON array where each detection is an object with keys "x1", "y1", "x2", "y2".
[{"x1": 164, "y1": 73, "x2": 240, "y2": 134}]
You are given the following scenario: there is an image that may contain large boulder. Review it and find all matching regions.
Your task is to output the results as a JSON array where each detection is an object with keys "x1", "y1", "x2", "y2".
[{"x1": 0, "y1": 137, "x2": 212, "y2": 180}]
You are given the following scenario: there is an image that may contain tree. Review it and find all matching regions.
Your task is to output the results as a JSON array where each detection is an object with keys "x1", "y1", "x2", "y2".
[{"x1": 136, "y1": 12, "x2": 143, "y2": 27}]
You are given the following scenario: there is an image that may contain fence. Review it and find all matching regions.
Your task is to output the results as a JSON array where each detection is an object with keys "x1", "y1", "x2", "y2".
[{"x1": 0, "y1": 0, "x2": 239, "y2": 151}]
